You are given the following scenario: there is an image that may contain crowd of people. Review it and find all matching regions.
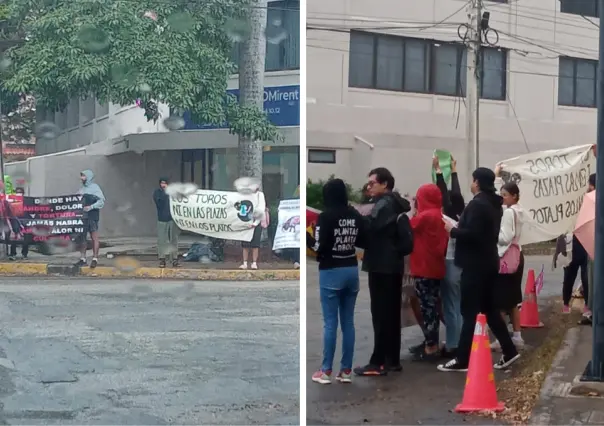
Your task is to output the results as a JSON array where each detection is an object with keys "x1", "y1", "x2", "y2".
[{"x1": 308, "y1": 158, "x2": 595, "y2": 384}]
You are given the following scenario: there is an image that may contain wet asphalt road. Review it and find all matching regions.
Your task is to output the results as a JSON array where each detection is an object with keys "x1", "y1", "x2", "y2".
[
  {"x1": 306, "y1": 255, "x2": 563, "y2": 425},
  {"x1": 0, "y1": 278, "x2": 299, "y2": 425}
]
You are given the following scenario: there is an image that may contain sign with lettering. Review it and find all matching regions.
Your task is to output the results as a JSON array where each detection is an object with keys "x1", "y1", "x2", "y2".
[
  {"x1": 0, "y1": 194, "x2": 85, "y2": 244},
  {"x1": 499, "y1": 144, "x2": 595, "y2": 245},
  {"x1": 272, "y1": 199, "x2": 300, "y2": 251},
  {"x1": 170, "y1": 190, "x2": 266, "y2": 241}
]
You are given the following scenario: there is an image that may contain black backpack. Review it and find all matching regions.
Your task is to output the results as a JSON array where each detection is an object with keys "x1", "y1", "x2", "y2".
[{"x1": 396, "y1": 214, "x2": 414, "y2": 256}]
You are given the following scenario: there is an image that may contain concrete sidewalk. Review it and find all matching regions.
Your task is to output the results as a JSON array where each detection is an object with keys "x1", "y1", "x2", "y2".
[{"x1": 531, "y1": 325, "x2": 604, "y2": 425}]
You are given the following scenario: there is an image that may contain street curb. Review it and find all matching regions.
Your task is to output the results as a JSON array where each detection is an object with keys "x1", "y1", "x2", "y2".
[
  {"x1": 530, "y1": 327, "x2": 581, "y2": 425},
  {"x1": 0, "y1": 262, "x2": 300, "y2": 281}
]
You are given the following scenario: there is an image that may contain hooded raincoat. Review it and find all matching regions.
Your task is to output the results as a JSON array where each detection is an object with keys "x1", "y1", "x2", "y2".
[
  {"x1": 409, "y1": 184, "x2": 448, "y2": 279},
  {"x1": 78, "y1": 170, "x2": 105, "y2": 221}
]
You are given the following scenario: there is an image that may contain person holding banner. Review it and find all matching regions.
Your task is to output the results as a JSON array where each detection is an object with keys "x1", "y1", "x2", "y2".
[
  {"x1": 307, "y1": 178, "x2": 366, "y2": 384},
  {"x1": 8, "y1": 187, "x2": 28, "y2": 260},
  {"x1": 153, "y1": 177, "x2": 179, "y2": 268},
  {"x1": 438, "y1": 167, "x2": 520, "y2": 372},
  {"x1": 239, "y1": 188, "x2": 268, "y2": 270}
]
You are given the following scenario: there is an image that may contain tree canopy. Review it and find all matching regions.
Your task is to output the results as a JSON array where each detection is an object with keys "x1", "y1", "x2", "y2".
[{"x1": 3, "y1": 0, "x2": 279, "y2": 141}]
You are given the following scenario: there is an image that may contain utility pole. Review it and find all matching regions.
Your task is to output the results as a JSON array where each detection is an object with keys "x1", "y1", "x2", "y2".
[
  {"x1": 238, "y1": 0, "x2": 267, "y2": 183},
  {"x1": 466, "y1": 0, "x2": 481, "y2": 189},
  {"x1": 581, "y1": 0, "x2": 604, "y2": 383}
]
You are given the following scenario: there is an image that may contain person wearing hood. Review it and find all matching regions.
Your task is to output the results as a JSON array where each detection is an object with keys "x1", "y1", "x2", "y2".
[
  {"x1": 77, "y1": 170, "x2": 105, "y2": 269},
  {"x1": 307, "y1": 178, "x2": 366, "y2": 385},
  {"x1": 409, "y1": 183, "x2": 448, "y2": 361},
  {"x1": 490, "y1": 165, "x2": 527, "y2": 351},
  {"x1": 438, "y1": 167, "x2": 520, "y2": 373},
  {"x1": 153, "y1": 177, "x2": 179, "y2": 268},
  {"x1": 354, "y1": 167, "x2": 411, "y2": 377}
]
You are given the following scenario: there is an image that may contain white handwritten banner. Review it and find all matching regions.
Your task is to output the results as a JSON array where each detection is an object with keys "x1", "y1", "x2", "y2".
[
  {"x1": 499, "y1": 144, "x2": 595, "y2": 245},
  {"x1": 272, "y1": 199, "x2": 300, "y2": 250},
  {"x1": 170, "y1": 190, "x2": 266, "y2": 242}
]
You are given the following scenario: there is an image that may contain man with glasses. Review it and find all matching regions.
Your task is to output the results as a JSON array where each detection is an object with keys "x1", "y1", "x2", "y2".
[{"x1": 354, "y1": 167, "x2": 411, "y2": 376}]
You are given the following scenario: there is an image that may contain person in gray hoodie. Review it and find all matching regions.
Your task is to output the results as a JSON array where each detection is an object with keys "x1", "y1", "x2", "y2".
[{"x1": 77, "y1": 170, "x2": 105, "y2": 268}]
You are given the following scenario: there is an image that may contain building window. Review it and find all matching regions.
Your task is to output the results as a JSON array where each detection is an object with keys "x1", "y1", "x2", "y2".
[
  {"x1": 560, "y1": 0, "x2": 598, "y2": 18},
  {"x1": 308, "y1": 149, "x2": 336, "y2": 164},
  {"x1": 558, "y1": 56, "x2": 597, "y2": 108},
  {"x1": 231, "y1": 0, "x2": 299, "y2": 72},
  {"x1": 349, "y1": 31, "x2": 507, "y2": 101}
]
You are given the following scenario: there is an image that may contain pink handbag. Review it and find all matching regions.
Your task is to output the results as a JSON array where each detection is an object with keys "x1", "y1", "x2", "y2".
[
  {"x1": 260, "y1": 209, "x2": 270, "y2": 229},
  {"x1": 499, "y1": 209, "x2": 520, "y2": 274}
]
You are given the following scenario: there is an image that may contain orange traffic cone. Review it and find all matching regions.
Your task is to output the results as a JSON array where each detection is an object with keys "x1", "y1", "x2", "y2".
[
  {"x1": 455, "y1": 313, "x2": 505, "y2": 413},
  {"x1": 520, "y1": 269, "x2": 544, "y2": 328}
]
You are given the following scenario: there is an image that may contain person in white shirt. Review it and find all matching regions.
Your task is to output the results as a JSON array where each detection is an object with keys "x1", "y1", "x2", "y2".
[{"x1": 491, "y1": 165, "x2": 527, "y2": 350}]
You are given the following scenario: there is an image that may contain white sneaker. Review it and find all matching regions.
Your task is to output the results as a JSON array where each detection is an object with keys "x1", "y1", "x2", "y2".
[
  {"x1": 251, "y1": 262, "x2": 258, "y2": 270},
  {"x1": 293, "y1": 262, "x2": 300, "y2": 269},
  {"x1": 239, "y1": 262, "x2": 248, "y2": 270}
]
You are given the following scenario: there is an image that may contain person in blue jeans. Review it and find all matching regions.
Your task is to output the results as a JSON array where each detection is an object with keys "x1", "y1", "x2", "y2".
[
  {"x1": 433, "y1": 156, "x2": 465, "y2": 358},
  {"x1": 307, "y1": 178, "x2": 366, "y2": 384}
]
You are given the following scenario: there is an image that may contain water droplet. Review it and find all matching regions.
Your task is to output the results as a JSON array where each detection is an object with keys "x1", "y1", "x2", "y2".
[
  {"x1": 138, "y1": 83, "x2": 152, "y2": 92},
  {"x1": 35, "y1": 122, "x2": 60, "y2": 140},
  {"x1": 199, "y1": 255, "x2": 212, "y2": 264},
  {"x1": 116, "y1": 202, "x2": 132, "y2": 213},
  {"x1": 225, "y1": 18, "x2": 251, "y2": 42},
  {"x1": 165, "y1": 182, "x2": 199, "y2": 197},
  {"x1": 233, "y1": 177, "x2": 261, "y2": 194},
  {"x1": 111, "y1": 64, "x2": 138, "y2": 87},
  {"x1": 31, "y1": 225, "x2": 52, "y2": 237},
  {"x1": 77, "y1": 25, "x2": 110, "y2": 53},
  {"x1": 266, "y1": 24, "x2": 287, "y2": 45},
  {"x1": 163, "y1": 115, "x2": 185, "y2": 131},
  {"x1": 46, "y1": 237, "x2": 74, "y2": 255},
  {"x1": 167, "y1": 12, "x2": 196, "y2": 33},
  {"x1": 114, "y1": 256, "x2": 140, "y2": 273},
  {"x1": 0, "y1": 56, "x2": 12, "y2": 72},
  {"x1": 143, "y1": 10, "x2": 158, "y2": 21}
]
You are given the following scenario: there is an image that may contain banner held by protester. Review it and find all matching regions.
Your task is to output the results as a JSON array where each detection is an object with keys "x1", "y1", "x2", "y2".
[
  {"x1": 498, "y1": 144, "x2": 595, "y2": 245},
  {"x1": 272, "y1": 199, "x2": 300, "y2": 251},
  {"x1": 170, "y1": 190, "x2": 266, "y2": 242},
  {"x1": 0, "y1": 194, "x2": 85, "y2": 244}
]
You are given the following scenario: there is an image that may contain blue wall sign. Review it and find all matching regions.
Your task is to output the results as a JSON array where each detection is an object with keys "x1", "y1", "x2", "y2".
[{"x1": 183, "y1": 84, "x2": 300, "y2": 130}]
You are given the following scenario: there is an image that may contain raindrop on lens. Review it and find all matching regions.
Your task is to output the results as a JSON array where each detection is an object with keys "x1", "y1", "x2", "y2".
[
  {"x1": 111, "y1": 64, "x2": 138, "y2": 86},
  {"x1": 47, "y1": 238, "x2": 74, "y2": 255},
  {"x1": 163, "y1": 115, "x2": 185, "y2": 131},
  {"x1": 35, "y1": 122, "x2": 60, "y2": 140},
  {"x1": 165, "y1": 183, "x2": 198, "y2": 197},
  {"x1": 234, "y1": 177, "x2": 261, "y2": 195},
  {"x1": 31, "y1": 225, "x2": 52, "y2": 237},
  {"x1": 0, "y1": 56, "x2": 11, "y2": 72},
  {"x1": 265, "y1": 22, "x2": 287, "y2": 45},
  {"x1": 200, "y1": 255, "x2": 211, "y2": 264},
  {"x1": 225, "y1": 18, "x2": 251, "y2": 42},
  {"x1": 116, "y1": 202, "x2": 132, "y2": 213},
  {"x1": 167, "y1": 12, "x2": 196, "y2": 33},
  {"x1": 114, "y1": 256, "x2": 140, "y2": 273},
  {"x1": 138, "y1": 83, "x2": 152, "y2": 93},
  {"x1": 77, "y1": 24, "x2": 110, "y2": 53}
]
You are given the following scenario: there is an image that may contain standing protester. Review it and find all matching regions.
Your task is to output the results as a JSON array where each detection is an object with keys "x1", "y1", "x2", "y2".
[
  {"x1": 491, "y1": 166, "x2": 526, "y2": 350},
  {"x1": 77, "y1": 170, "x2": 105, "y2": 269},
  {"x1": 239, "y1": 188, "x2": 268, "y2": 270},
  {"x1": 354, "y1": 167, "x2": 411, "y2": 377},
  {"x1": 153, "y1": 177, "x2": 179, "y2": 268},
  {"x1": 438, "y1": 167, "x2": 520, "y2": 372},
  {"x1": 8, "y1": 187, "x2": 28, "y2": 260},
  {"x1": 308, "y1": 178, "x2": 366, "y2": 385},
  {"x1": 434, "y1": 156, "x2": 465, "y2": 358},
  {"x1": 409, "y1": 183, "x2": 448, "y2": 361}
]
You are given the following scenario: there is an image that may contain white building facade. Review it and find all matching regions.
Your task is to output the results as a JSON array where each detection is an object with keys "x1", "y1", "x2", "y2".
[
  {"x1": 10, "y1": 0, "x2": 300, "y2": 237},
  {"x1": 307, "y1": 0, "x2": 599, "y2": 193}
]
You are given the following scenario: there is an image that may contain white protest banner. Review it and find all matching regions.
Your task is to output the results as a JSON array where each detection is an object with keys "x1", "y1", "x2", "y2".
[
  {"x1": 272, "y1": 198, "x2": 300, "y2": 250},
  {"x1": 170, "y1": 190, "x2": 266, "y2": 242},
  {"x1": 498, "y1": 144, "x2": 595, "y2": 245}
]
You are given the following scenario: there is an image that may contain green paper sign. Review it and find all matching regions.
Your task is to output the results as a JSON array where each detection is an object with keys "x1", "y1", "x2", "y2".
[{"x1": 431, "y1": 150, "x2": 453, "y2": 186}]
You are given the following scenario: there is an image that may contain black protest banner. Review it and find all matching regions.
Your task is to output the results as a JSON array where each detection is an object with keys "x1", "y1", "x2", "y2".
[{"x1": 0, "y1": 194, "x2": 85, "y2": 245}]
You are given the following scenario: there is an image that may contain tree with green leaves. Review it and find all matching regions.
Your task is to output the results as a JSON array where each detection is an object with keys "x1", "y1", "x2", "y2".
[{"x1": 3, "y1": 0, "x2": 279, "y2": 149}]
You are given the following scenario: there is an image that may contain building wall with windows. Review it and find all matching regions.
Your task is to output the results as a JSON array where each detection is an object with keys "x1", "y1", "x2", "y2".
[{"x1": 307, "y1": 0, "x2": 599, "y2": 193}]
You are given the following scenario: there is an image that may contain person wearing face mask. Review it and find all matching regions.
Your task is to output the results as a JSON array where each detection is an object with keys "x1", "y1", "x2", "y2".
[
  {"x1": 490, "y1": 164, "x2": 527, "y2": 351},
  {"x1": 438, "y1": 167, "x2": 520, "y2": 373}
]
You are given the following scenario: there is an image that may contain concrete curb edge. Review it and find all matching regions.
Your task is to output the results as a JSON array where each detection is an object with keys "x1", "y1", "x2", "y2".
[{"x1": 0, "y1": 262, "x2": 300, "y2": 281}]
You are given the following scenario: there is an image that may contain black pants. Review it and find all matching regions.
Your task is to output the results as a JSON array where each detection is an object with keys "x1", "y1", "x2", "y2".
[
  {"x1": 368, "y1": 272, "x2": 403, "y2": 366},
  {"x1": 456, "y1": 266, "x2": 518, "y2": 366},
  {"x1": 9, "y1": 243, "x2": 28, "y2": 257},
  {"x1": 562, "y1": 258, "x2": 589, "y2": 306}
]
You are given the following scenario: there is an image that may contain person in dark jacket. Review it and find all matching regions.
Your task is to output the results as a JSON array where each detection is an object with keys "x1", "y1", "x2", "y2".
[
  {"x1": 438, "y1": 167, "x2": 520, "y2": 372},
  {"x1": 8, "y1": 187, "x2": 28, "y2": 260},
  {"x1": 307, "y1": 178, "x2": 366, "y2": 385},
  {"x1": 153, "y1": 177, "x2": 179, "y2": 268},
  {"x1": 354, "y1": 167, "x2": 411, "y2": 377}
]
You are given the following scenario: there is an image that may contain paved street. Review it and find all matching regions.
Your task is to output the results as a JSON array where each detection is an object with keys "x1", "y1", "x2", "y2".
[
  {"x1": 0, "y1": 278, "x2": 299, "y2": 425},
  {"x1": 306, "y1": 255, "x2": 563, "y2": 425}
]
